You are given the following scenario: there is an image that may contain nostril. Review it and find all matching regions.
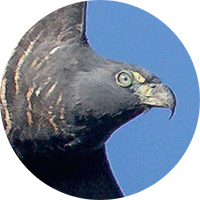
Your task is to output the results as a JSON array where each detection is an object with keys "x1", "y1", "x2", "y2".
[{"x1": 149, "y1": 83, "x2": 157, "y2": 88}]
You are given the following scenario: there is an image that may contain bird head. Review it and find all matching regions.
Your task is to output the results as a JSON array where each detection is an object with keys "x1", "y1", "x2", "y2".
[{"x1": 68, "y1": 55, "x2": 176, "y2": 152}]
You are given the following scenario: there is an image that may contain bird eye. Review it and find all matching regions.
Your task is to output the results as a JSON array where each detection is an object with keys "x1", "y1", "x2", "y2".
[{"x1": 115, "y1": 70, "x2": 133, "y2": 87}]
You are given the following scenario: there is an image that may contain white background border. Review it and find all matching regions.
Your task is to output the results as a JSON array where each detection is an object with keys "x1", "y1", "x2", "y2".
[{"x1": 0, "y1": 1, "x2": 199, "y2": 199}]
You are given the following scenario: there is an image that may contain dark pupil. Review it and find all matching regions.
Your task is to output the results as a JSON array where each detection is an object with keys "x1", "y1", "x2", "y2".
[
  {"x1": 122, "y1": 74, "x2": 128, "y2": 82},
  {"x1": 123, "y1": 76, "x2": 128, "y2": 81}
]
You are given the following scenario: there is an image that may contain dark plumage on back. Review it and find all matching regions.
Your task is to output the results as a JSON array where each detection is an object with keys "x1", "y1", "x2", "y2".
[{"x1": 0, "y1": 2, "x2": 176, "y2": 199}]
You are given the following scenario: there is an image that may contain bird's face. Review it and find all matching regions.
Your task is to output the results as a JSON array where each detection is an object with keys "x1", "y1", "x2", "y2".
[
  {"x1": 75, "y1": 62, "x2": 176, "y2": 119},
  {"x1": 72, "y1": 61, "x2": 176, "y2": 149},
  {"x1": 114, "y1": 68, "x2": 176, "y2": 118}
]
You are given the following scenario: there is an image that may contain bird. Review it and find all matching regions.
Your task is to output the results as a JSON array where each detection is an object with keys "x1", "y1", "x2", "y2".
[{"x1": 0, "y1": 1, "x2": 176, "y2": 199}]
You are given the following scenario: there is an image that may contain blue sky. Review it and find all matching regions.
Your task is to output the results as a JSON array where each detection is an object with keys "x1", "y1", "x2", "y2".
[
  {"x1": 86, "y1": 0, "x2": 199, "y2": 196},
  {"x1": 0, "y1": 1, "x2": 199, "y2": 200}
]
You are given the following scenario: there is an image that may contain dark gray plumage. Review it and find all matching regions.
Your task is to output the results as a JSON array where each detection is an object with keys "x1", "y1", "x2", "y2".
[{"x1": 0, "y1": 2, "x2": 176, "y2": 199}]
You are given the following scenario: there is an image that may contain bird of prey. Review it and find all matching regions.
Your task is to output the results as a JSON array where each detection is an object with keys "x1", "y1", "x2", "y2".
[{"x1": 0, "y1": 2, "x2": 176, "y2": 199}]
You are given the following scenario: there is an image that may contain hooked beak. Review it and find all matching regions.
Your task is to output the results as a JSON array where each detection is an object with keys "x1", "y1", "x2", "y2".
[{"x1": 138, "y1": 83, "x2": 176, "y2": 119}]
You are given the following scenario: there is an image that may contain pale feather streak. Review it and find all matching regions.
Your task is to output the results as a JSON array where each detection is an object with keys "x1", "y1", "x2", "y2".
[
  {"x1": 45, "y1": 82, "x2": 57, "y2": 99},
  {"x1": 0, "y1": 78, "x2": 12, "y2": 134},
  {"x1": 26, "y1": 84, "x2": 36, "y2": 125},
  {"x1": 14, "y1": 41, "x2": 35, "y2": 94},
  {"x1": 14, "y1": 32, "x2": 42, "y2": 94}
]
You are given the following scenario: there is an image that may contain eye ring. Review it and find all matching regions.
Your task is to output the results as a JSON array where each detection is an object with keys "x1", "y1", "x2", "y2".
[{"x1": 115, "y1": 70, "x2": 133, "y2": 87}]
